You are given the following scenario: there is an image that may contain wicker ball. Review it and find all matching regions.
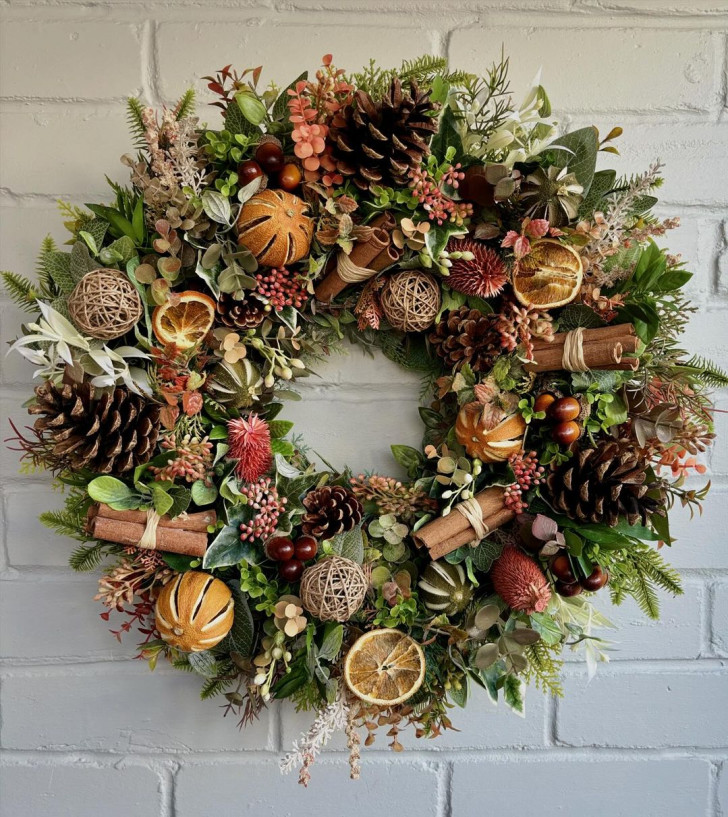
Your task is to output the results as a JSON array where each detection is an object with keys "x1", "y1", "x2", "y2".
[
  {"x1": 380, "y1": 269, "x2": 441, "y2": 332},
  {"x1": 68, "y1": 269, "x2": 143, "y2": 340},
  {"x1": 300, "y1": 556, "x2": 368, "y2": 622}
]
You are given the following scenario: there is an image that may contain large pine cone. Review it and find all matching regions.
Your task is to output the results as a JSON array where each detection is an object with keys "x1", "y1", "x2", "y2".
[
  {"x1": 301, "y1": 486, "x2": 364, "y2": 538},
  {"x1": 546, "y1": 439, "x2": 665, "y2": 527},
  {"x1": 429, "y1": 306, "x2": 501, "y2": 373},
  {"x1": 329, "y1": 79, "x2": 439, "y2": 191},
  {"x1": 29, "y1": 381, "x2": 161, "y2": 475},
  {"x1": 216, "y1": 292, "x2": 266, "y2": 330}
]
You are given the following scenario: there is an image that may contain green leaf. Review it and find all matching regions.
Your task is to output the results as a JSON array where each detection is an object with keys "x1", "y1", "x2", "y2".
[
  {"x1": 578, "y1": 169, "x2": 616, "y2": 219},
  {"x1": 236, "y1": 91, "x2": 267, "y2": 126},
  {"x1": 105, "y1": 236, "x2": 137, "y2": 266},
  {"x1": 201, "y1": 190, "x2": 232, "y2": 225},
  {"x1": 550, "y1": 127, "x2": 599, "y2": 195},
  {"x1": 326, "y1": 526, "x2": 365, "y2": 564},
  {"x1": 449, "y1": 677, "x2": 469, "y2": 707},
  {"x1": 162, "y1": 552, "x2": 196, "y2": 571},
  {"x1": 318, "y1": 623, "x2": 344, "y2": 662},
  {"x1": 557, "y1": 304, "x2": 606, "y2": 332},
  {"x1": 69, "y1": 241, "x2": 96, "y2": 283},
  {"x1": 617, "y1": 301, "x2": 660, "y2": 344},
  {"x1": 224, "y1": 103, "x2": 255, "y2": 136},
  {"x1": 390, "y1": 445, "x2": 423, "y2": 474},
  {"x1": 272, "y1": 71, "x2": 307, "y2": 121},
  {"x1": 132, "y1": 196, "x2": 145, "y2": 243},
  {"x1": 223, "y1": 581, "x2": 255, "y2": 657},
  {"x1": 470, "y1": 538, "x2": 505, "y2": 573},
  {"x1": 191, "y1": 480, "x2": 218, "y2": 506},
  {"x1": 271, "y1": 656, "x2": 309, "y2": 699},
  {"x1": 45, "y1": 251, "x2": 75, "y2": 294},
  {"x1": 151, "y1": 483, "x2": 174, "y2": 516},
  {"x1": 418, "y1": 407, "x2": 442, "y2": 429},
  {"x1": 431, "y1": 105, "x2": 463, "y2": 162},
  {"x1": 202, "y1": 516, "x2": 257, "y2": 570},
  {"x1": 188, "y1": 650, "x2": 218, "y2": 678},
  {"x1": 268, "y1": 420, "x2": 293, "y2": 439},
  {"x1": 87, "y1": 476, "x2": 138, "y2": 509},
  {"x1": 270, "y1": 438, "x2": 295, "y2": 457},
  {"x1": 530, "y1": 612, "x2": 563, "y2": 646}
]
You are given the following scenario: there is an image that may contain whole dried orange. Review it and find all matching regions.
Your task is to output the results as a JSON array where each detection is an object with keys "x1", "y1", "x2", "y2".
[
  {"x1": 512, "y1": 239, "x2": 583, "y2": 309},
  {"x1": 152, "y1": 291, "x2": 216, "y2": 350},
  {"x1": 344, "y1": 628, "x2": 425, "y2": 706}
]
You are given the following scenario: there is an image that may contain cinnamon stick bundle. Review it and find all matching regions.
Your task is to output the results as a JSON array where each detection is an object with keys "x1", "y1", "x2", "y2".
[
  {"x1": 525, "y1": 324, "x2": 639, "y2": 373},
  {"x1": 315, "y1": 212, "x2": 396, "y2": 302},
  {"x1": 87, "y1": 503, "x2": 215, "y2": 557},
  {"x1": 413, "y1": 487, "x2": 514, "y2": 561}
]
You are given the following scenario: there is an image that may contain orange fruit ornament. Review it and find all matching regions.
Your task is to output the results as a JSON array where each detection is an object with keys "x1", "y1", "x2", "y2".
[
  {"x1": 236, "y1": 189, "x2": 314, "y2": 267},
  {"x1": 512, "y1": 238, "x2": 583, "y2": 310},
  {"x1": 152, "y1": 291, "x2": 216, "y2": 350},
  {"x1": 455, "y1": 402, "x2": 526, "y2": 462},
  {"x1": 344, "y1": 629, "x2": 426, "y2": 707},
  {"x1": 155, "y1": 571, "x2": 234, "y2": 652}
]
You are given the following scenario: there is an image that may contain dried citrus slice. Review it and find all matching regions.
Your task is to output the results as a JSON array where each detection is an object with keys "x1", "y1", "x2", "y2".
[
  {"x1": 344, "y1": 628, "x2": 426, "y2": 706},
  {"x1": 152, "y1": 291, "x2": 216, "y2": 350},
  {"x1": 512, "y1": 239, "x2": 583, "y2": 310}
]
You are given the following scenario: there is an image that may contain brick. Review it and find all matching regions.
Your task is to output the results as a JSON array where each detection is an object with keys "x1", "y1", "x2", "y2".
[
  {"x1": 709, "y1": 396, "x2": 728, "y2": 475},
  {"x1": 280, "y1": 683, "x2": 548, "y2": 752},
  {"x1": 667, "y1": 485, "x2": 728, "y2": 568},
  {"x1": 0, "y1": 663, "x2": 272, "y2": 751},
  {"x1": 3, "y1": 482, "x2": 78, "y2": 567},
  {"x1": 451, "y1": 757, "x2": 710, "y2": 816},
  {"x1": 563, "y1": 579, "x2": 703, "y2": 660},
  {"x1": 0, "y1": 203, "x2": 66, "y2": 281},
  {"x1": 720, "y1": 762, "x2": 728, "y2": 815},
  {"x1": 712, "y1": 582, "x2": 728, "y2": 656},
  {"x1": 0, "y1": 763, "x2": 161, "y2": 817},
  {"x1": 175, "y1": 759, "x2": 440, "y2": 816},
  {"x1": 556, "y1": 669, "x2": 728, "y2": 747},
  {"x1": 717, "y1": 221, "x2": 728, "y2": 297},
  {"x1": 156, "y1": 22, "x2": 433, "y2": 100},
  {"x1": 0, "y1": 22, "x2": 142, "y2": 99},
  {"x1": 0, "y1": 105, "x2": 130, "y2": 196},
  {"x1": 0, "y1": 578, "x2": 130, "y2": 660},
  {"x1": 0, "y1": 390, "x2": 37, "y2": 483},
  {"x1": 0, "y1": 302, "x2": 36, "y2": 386},
  {"x1": 450, "y1": 27, "x2": 717, "y2": 112}
]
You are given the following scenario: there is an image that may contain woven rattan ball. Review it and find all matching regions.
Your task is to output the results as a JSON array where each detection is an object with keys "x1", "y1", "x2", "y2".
[
  {"x1": 68, "y1": 269, "x2": 143, "y2": 340},
  {"x1": 380, "y1": 269, "x2": 441, "y2": 333},
  {"x1": 300, "y1": 556, "x2": 368, "y2": 622}
]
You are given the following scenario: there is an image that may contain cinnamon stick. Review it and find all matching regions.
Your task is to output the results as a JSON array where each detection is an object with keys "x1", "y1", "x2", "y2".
[
  {"x1": 525, "y1": 341, "x2": 623, "y2": 372},
  {"x1": 413, "y1": 487, "x2": 514, "y2": 560},
  {"x1": 531, "y1": 323, "x2": 636, "y2": 351},
  {"x1": 591, "y1": 357, "x2": 639, "y2": 371},
  {"x1": 369, "y1": 243, "x2": 402, "y2": 272},
  {"x1": 93, "y1": 503, "x2": 215, "y2": 531}
]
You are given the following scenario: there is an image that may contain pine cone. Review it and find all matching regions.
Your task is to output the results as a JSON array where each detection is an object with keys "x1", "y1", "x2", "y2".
[
  {"x1": 546, "y1": 439, "x2": 665, "y2": 528},
  {"x1": 330, "y1": 79, "x2": 439, "y2": 191},
  {"x1": 429, "y1": 306, "x2": 501, "y2": 373},
  {"x1": 216, "y1": 293, "x2": 266, "y2": 330},
  {"x1": 301, "y1": 486, "x2": 363, "y2": 538},
  {"x1": 29, "y1": 381, "x2": 161, "y2": 475}
]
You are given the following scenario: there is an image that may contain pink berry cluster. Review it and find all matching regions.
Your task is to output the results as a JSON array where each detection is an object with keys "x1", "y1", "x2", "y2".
[
  {"x1": 409, "y1": 163, "x2": 472, "y2": 226},
  {"x1": 239, "y1": 477, "x2": 288, "y2": 543},
  {"x1": 503, "y1": 450, "x2": 546, "y2": 514},
  {"x1": 255, "y1": 268, "x2": 309, "y2": 311}
]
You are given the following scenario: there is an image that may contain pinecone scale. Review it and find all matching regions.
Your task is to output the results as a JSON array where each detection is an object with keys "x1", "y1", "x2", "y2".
[
  {"x1": 216, "y1": 292, "x2": 266, "y2": 330},
  {"x1": 546, "y1": 439, "x2": 664, "y2": 527},
  {"x1": 301, "y1": 486, "x2": 363, "y2": 538},
  {"x1": 429, "y1": 306, "x2": 500, "y2": 373}
]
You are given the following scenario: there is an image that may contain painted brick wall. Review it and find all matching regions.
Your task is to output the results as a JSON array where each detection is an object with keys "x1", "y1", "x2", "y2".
[{"x1": 0, "y1": 1, "x2": 726, "y2": 815}]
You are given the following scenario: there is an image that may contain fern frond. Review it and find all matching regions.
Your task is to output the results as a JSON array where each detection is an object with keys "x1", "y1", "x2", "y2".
[
  {"x1": 679, "y1": 356, "x2": 728, "y2": 390},
  {"x1": 632, "y1": 547, "x2": 683, "y2": 596},
  {"x1": 1, "y1": 271, "x2": 41, "y2": 312},
  {"x1": 350, "y1": 55, "x2": 475, "y2": 97},
  {"x1": 525, "y1": 641, "x2": 564, "y2": 697},
  {"x1": 126, "y1": 96, "x2": 147, "y2": 150},
  {"x1": 68, "y1": 542, "x2": 120, "y2": 571},
  {"x1": 628, "y1": 565, "x2": 660, "y2": 619},
  {"x1": 200, "y1": 677, "x2": 231, "y2": 700},
  {"x1": 174, "y1": 88, "x2": 196, "y2": 120},
  {"x1": 172, "y1": 657, "x2": 196, "y2": 673}
]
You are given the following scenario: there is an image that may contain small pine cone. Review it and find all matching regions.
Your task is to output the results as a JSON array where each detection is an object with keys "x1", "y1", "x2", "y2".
[
  {"x1": 329, "y1": 79, "x2": 439, "y2": 191},
  {"x1": 301, "y1": 485, "x2": 363, "y2": 538},
  {"x1": 491, "y1": 546, "x2": 551, "y2": 614},
  {"x1": 429, "y1": 306, "x2": 501, "y2": 373},
  {"x1": 29, "y1": 381, "x2": 161, "y2": 475},
  {"x1": 216, "y1": 292, "x2": 266, "y2": 330},
  {"x1": 546, "y1": 438, "x2": 665, "y2": 528}
]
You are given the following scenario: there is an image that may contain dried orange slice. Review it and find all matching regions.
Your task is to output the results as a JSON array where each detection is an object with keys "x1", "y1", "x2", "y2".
[
  {"x1": 512, "y1": 239, "x2": 583, "y2": 310},
  {"x1": 344, "y1": 628, "x2": 426, "y2": 706},
  {"x1": 152, "y1": 291, "x2": 216, "y2": 350}
]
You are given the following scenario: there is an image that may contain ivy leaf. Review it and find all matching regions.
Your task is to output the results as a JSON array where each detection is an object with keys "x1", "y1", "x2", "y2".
[
  {"x1": 203, "y1": 514, "x2": 258, "y2": 569},
  {"x1": 431, "y1": 105, "x2": 463, "y2": 162},
  {"x1": 470, "y1": 538, "x2": 504, "y2": 573},
  {"x1": 557, "y1": 304, "x2": 606, "y2": 332},
  {"x1": 503, "y1": 674, "x2": 525, "y2": 716},
  {"x1": 326, "y1": 525, "x2": 365, "y2": 564}
]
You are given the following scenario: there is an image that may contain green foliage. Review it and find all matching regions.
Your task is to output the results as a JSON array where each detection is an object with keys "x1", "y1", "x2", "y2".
[
  {"x1": 69, "y1": 542, "x2": 121, "y2": 572},
  {"x1": 200, "y1": 675, "x2": 233, "y2": 700},
  {"x1": 350, "y1": 55, "x2": 474, "y2": 98},
  {"x1": 608, "y1": 544, "x2": 683, "y2": 620},
  {"x1": 451, "y1": 54, "x2": 512, "y2": 142},
  {"x1": 174, "y1": 88, "x2": 196, "y2": 120},
  {"x1": 679, "y1": 356, "x2": 728, "y2": 389},
  {"x1": 524, "y1": 641, "x2": 564, "y2": 697},
  {"x1": 126, "y1": 97, "x2": 147, "y2": 150},
  {"x1": 1, "y1": 271, "x2": 41, "y2": 312}
]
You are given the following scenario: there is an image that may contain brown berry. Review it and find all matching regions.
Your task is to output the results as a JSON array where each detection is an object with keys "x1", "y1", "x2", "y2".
[
  {"x1": 550, "y1": 553, "x2": 576, "y2": 583},
  {"x1": 533, "y1": 393, "x2": 556, "y2": 414},
  {"x1": 580, "y1": 566, "x2": 609, "y2": 591},
  {"x1": 238, "y1": 159, "x2": 264, "y2": 185},
  {"x1": 265, "y1": 536, "x2": 294, "y2": 562},
  {"x1": 294, "y1": 535, "x2": 318, "y2": 561},
  {"x1": 279, "y1": 558, "x2": 304, "y2": 583},
  {"x1": 552, "y1": 420, "x2": 581, "y2": 445},
  {"x1": 278, "y1": 162, "x2": 302, "y2": 192},
  {"x1": 255, "y1": 141, "x2": 284, "y2": 174},
  {"x1": 547, "y1": 396, "x2": 581, "y2": 423},
  {"x1": 556, "y1": 580, "x2": 583, "y2": 597}
]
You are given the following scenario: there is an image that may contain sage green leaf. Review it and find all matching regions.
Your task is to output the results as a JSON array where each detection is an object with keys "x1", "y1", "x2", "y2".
[
  {"x1": 191, "y1": 480, "x2": 218, "y2": 506},
  {"x1": 318, "y1": 623, "x2": 344, "y2": 662},
  {"x1": 550, "y1": 127, "x2": 599, "y2": 195},
  {"x1": 87, "y1": 476, "x2": 137, "y2": 509},
  {"x1": 150, "y1": 483, "x2": 174, "y2": 516},
  {"x1": 188, "y1": 650, "x2": 219, "y2": 678},
  {"x1": 202, "y1": 190, "x2": 232, "y2": 225},
  {"x1": 474, "y1": 643, "x2": 499, "y2": 670},
  {"x1": 203, "y1": 515, "x2": 258, "y2": 569},
  {"x1": 327, "y1": 525, "x2": 365, "y2": 564},
  {"x1": 236, "y1": 91, "x2": 267, "y2": 126},
  {"x1": 530, "y1": 612, "x2": 563, "y2": 645}
]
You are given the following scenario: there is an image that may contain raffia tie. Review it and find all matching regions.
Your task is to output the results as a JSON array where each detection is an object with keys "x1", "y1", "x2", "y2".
[
  {"x1": 137, "y1": 509, "x2": 161, "y2": 550},
  {"x1": 336, "y1": 251, "x2": 378, "y2": 285},
  {"x1": 455, "y1": 496, "x2": 490, "y2": 547},
  {"x1": 561, "y1": 327, "x2": 589, "y2": 372}
]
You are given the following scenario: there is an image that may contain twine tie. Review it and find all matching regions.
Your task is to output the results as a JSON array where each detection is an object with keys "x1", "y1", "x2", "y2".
[
  {"x1": 455, "y1": 496, "x2": 490, "y2": 546},
  {"x1": 138, "y1": 509, "x2": 161, "y2": 550},
  {"x1": 561, "y1": 327, "x2": 589, "y2": 372},
  {"x1": 336, "y1": 251, "x2": 378, "y2": 285}
]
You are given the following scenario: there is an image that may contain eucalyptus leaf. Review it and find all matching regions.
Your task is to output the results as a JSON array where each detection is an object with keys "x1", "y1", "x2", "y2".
[{"x1": 202, "y1": 190, "x2": 232, "y2": 225}]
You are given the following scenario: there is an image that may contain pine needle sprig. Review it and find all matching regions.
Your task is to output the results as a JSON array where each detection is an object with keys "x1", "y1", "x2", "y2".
[
  {"x1": 69, "y1": 542, "x2": 122, "y2": 571},
  {"x1": 126, "y1": 96, "x2": 147, "y2": 150},
  {"x1": 679, "y1": 356, "x2": 728, "y2": 390},
  {"x1": 349, "y1": 55, "x2": 475, "y2": 97},
  {"x1": 1, "y1": 271, "x2": 41, "y2": 312},
  {"x1": 173, "y1": 88, "x2": 196, "y2": 120},
  {"x1": 525, "y1": 641, "x2": 564, "y2": 697}
]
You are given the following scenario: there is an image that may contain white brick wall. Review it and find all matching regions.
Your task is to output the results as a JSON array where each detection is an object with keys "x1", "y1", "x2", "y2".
[{"x1": 0, "y1": 1, "x2": 726, "y2": 815}]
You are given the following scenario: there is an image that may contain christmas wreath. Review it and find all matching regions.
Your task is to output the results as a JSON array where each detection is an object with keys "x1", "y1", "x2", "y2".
[{"x1": 4, "y1": 53, "x2": 724, "y2": 785}]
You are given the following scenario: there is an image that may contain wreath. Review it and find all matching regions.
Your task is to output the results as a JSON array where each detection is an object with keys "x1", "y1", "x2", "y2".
[{"x1": 4, "y1": 53, "x2": 724, "y2": 785}]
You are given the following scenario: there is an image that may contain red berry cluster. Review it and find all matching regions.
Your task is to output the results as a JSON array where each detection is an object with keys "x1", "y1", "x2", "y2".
[
  {"x1": 504, "y1": 450, "x2": 545, "y2": 514},
  {"x1": 533, "y1": 393, "x2": 583, "y2": 445},
  {"x1": 550, "y1": 553, "x2": 609, "y2": 596},
  {"x1": 238, "y1": 141, "x2": 303, "y2": 192},
  {"x1": 265, "y1": 535, "x2": 318, "y2": 582}
]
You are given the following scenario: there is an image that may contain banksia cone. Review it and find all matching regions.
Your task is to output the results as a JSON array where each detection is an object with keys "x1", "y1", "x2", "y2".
[
  {"x1": 29, "y1": 381, "x2": 160, "y2": 475},
  {"x1": 301, "y1": 485, "x2": 363, "y2": 538},
  {"x1": 227, "y1": 414, "x2": 272, "y2": 483},
  {"x1": 429, "y1": 306, "x2": 501, "y2": 373},
  {"x1": 446, "y1": 238, "x2": 508, "y2": 299},
  {"x1": 491, "y1": 546, "x2": 551, "y2": 614}
]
